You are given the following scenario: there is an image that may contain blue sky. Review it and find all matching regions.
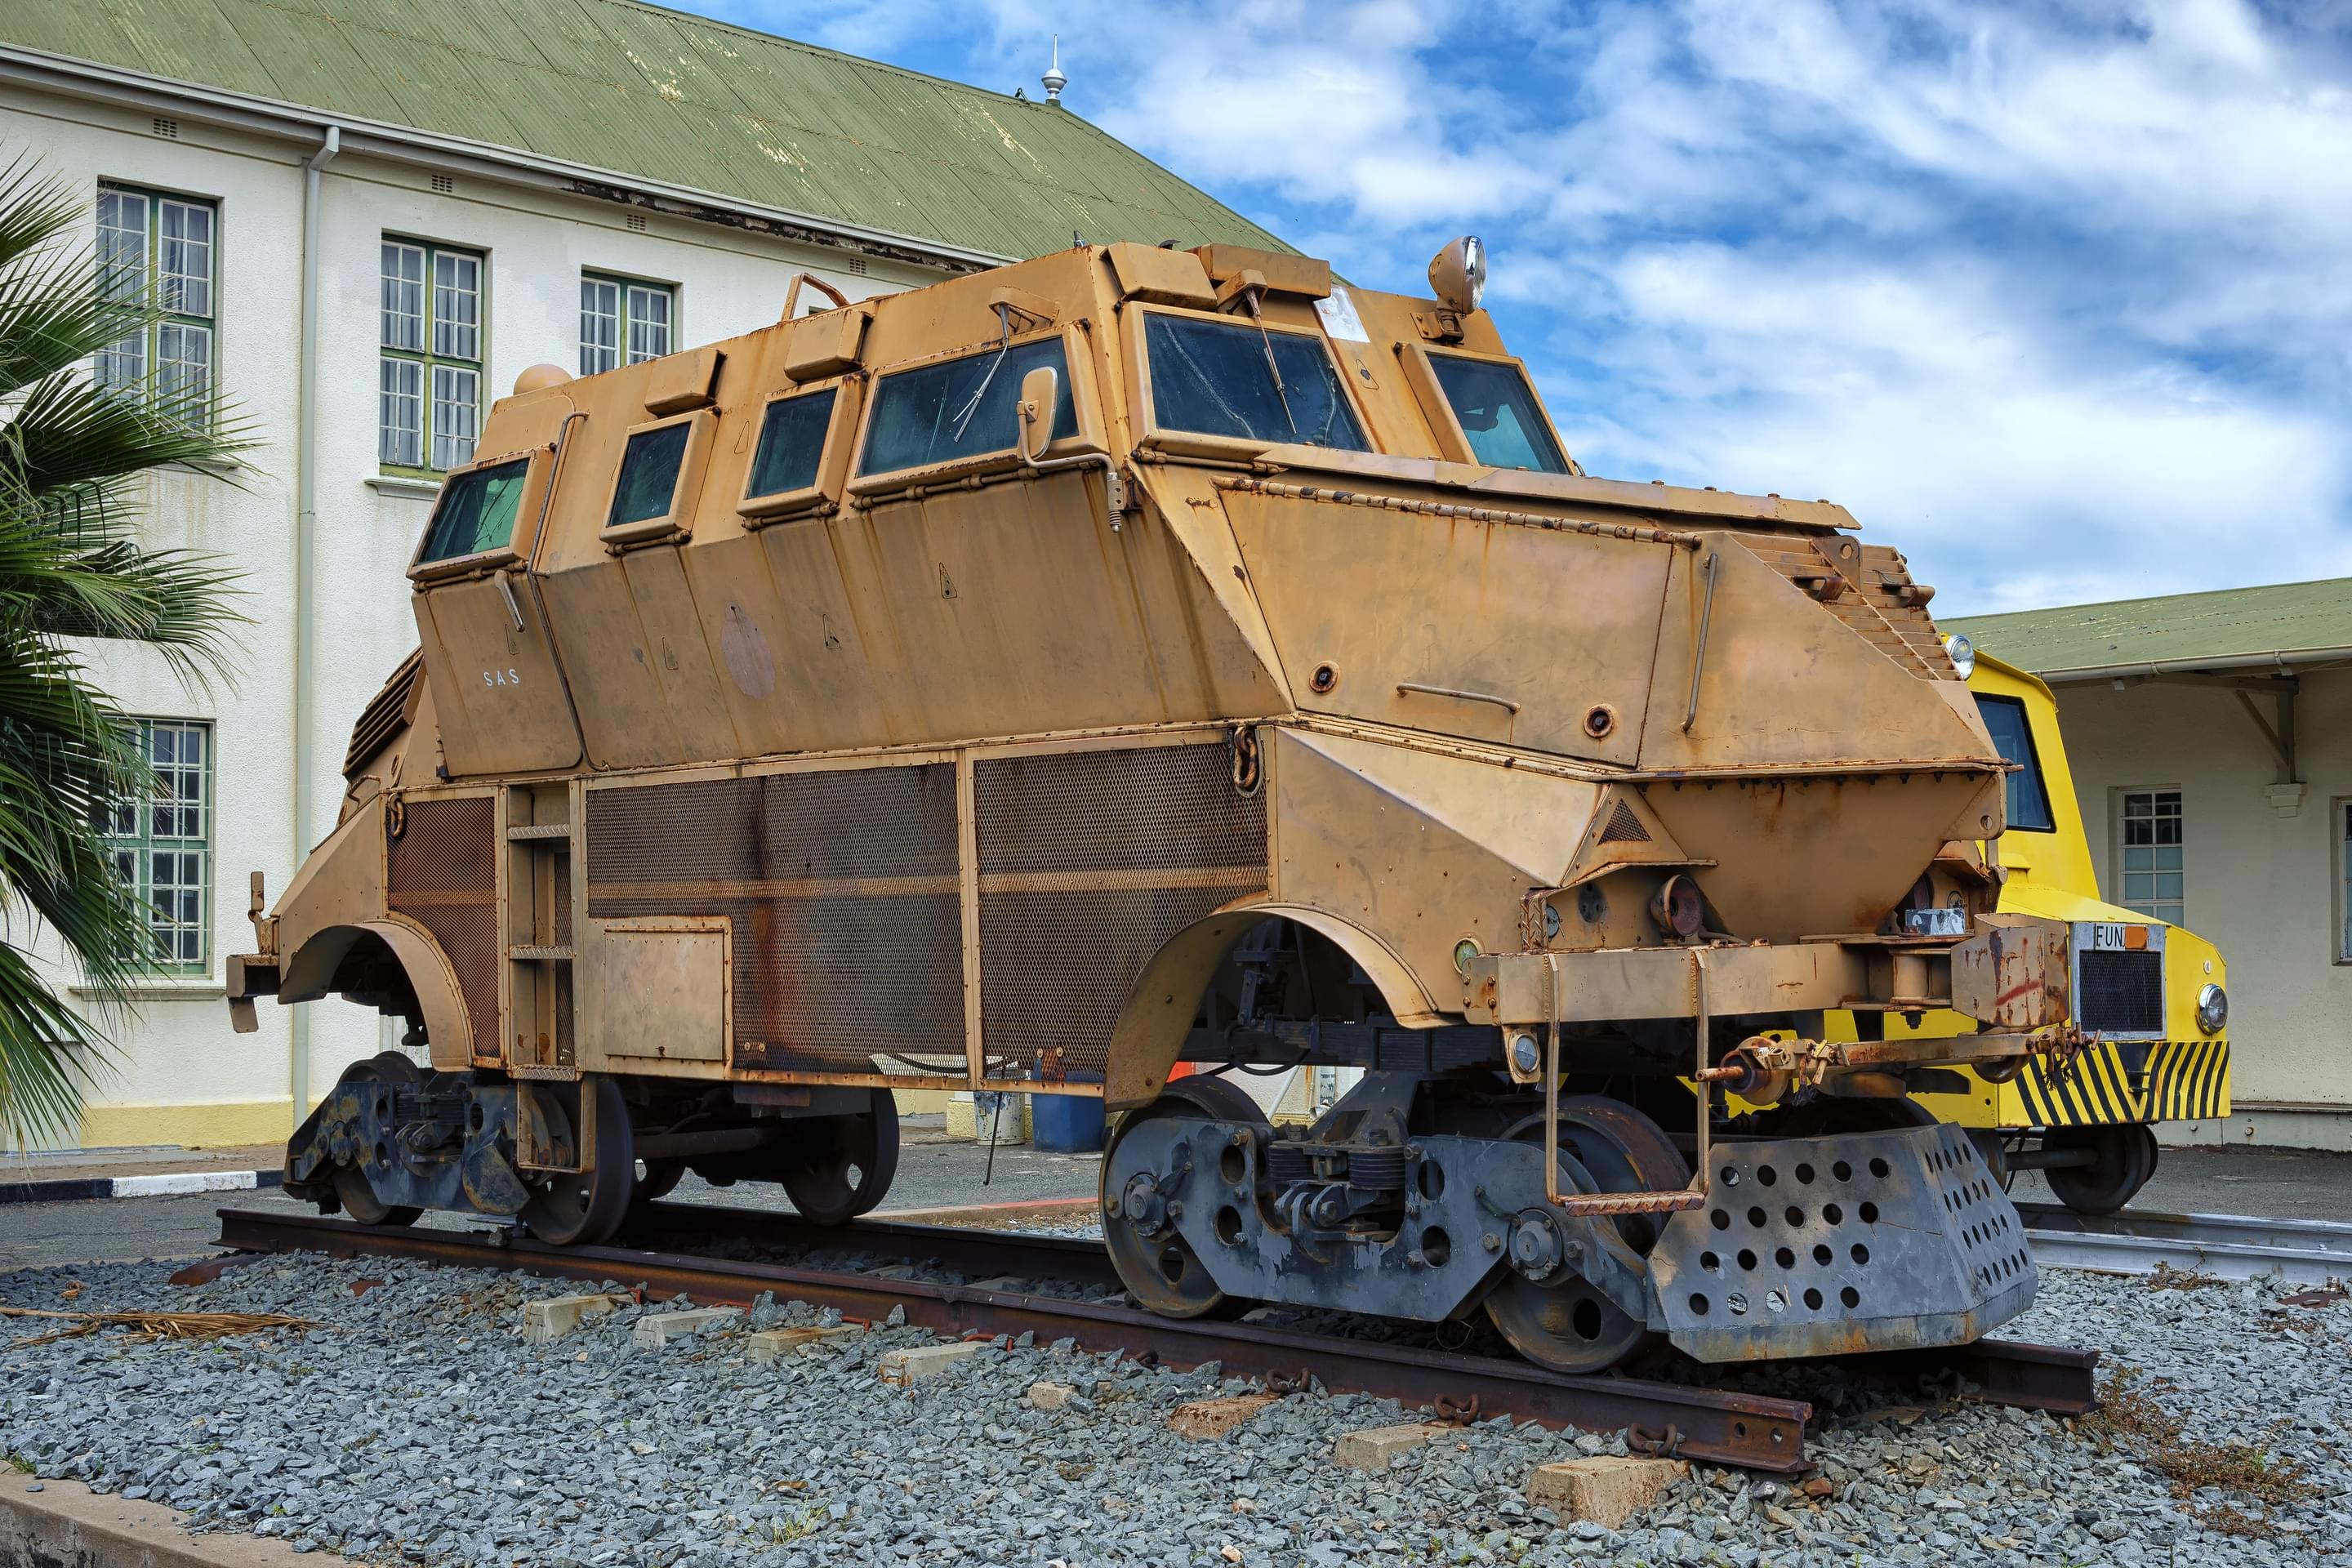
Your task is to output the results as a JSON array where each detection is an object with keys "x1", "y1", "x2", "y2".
[{"x1": 682, "y1": 0, "x2": 2351, "y2": 617}]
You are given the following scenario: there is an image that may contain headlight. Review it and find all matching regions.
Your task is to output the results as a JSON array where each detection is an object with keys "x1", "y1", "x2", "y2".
[
  {"x1": 1944, "y1": 633, "x2": 1975, "y2": 679},
  {"x1": 2197, "y1": 982, "x2": 2227, "y2": 1035}
]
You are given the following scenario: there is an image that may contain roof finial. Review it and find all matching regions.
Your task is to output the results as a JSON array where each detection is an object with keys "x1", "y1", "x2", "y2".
[{"x1": 1041, "y1": 35, "x2": 1067, "y2": 101}]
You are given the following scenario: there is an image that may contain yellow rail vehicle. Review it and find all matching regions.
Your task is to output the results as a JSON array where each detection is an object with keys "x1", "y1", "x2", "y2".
[{"x1": 1864, "y1": 649, "x2": 2230, "y2": 1213}]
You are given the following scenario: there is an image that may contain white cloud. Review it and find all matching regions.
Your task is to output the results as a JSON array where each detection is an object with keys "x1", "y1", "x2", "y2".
[{"x1": 689, "y1": 0, "x2": 2352, "y2": 613}]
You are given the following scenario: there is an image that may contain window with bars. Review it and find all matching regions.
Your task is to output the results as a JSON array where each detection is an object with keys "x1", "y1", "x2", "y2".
[
  {"x1": 97, "y1": 720, "x2": 213, "y2": 973},
  {"x1": 2118, "y1": 789, "x2": 2184, "y2": 926},
  {"x1": 579, "y1": 274, "x2": 674, "y2": 375},
  {"x1": 380, "y1": 238, "x2": 484, "y2": 471},
  {"x1": 95, "y1": 185, "x2": 217, "y2": 429}
]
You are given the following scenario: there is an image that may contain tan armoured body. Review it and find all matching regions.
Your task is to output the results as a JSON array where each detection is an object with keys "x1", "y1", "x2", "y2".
[{"x1": 232, "y1": 239, "x2": 2072, "y2": 1370}]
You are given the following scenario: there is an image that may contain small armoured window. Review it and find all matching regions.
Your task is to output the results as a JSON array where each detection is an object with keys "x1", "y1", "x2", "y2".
[
  {"x1": 1974, "y1": 694, "x2": 2055, "y2": 832},
  {"x1": 416, "y1": 457, "x2": 529, "y2": 564},
  {"x1": 746, "y1": 386, "x2": 837, "y2": 501},
  {"x1": 860, "y1": 337, "x2": 1075, "y2": 476},
  {"x1": 1428, "y1": 353, "x2": 1568, "y2": 473},
  {"x1": 608, "y1": 422, "x2": 693, "y2": 529},
  {"x1": 1145, "y1": 312, "x2": 1368, "y2": 451}
]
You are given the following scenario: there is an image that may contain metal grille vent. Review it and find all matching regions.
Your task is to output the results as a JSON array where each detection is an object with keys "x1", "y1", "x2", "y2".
[
  {"x1": 975, "y1": 744, "x2": 1267, "y2": 1075},
  {"x1": 386, "y1": 796, "x2": 497, "y2": 1059},
  {"x1": 430, "y1": 174, "x2": 455, "y2": 194},
  {"x1": 1597, "y1": 800, "x2": 1650, "y2": 844},
  {"x1": 586, "y1": 766, "x2": 962, "y2": 1073},
  {"x1": 626, "y1": 214, "x2": 648, "y2": 233},
  {"x1": 345, "y1": 650, "x2": 422, "y2": 777},
  {"x1": 152, "y1": 118, "x2": 178, "y2": 139},
  {"x1": 844, "y1": 256, "x2": 869, "y2": 276},
  {"x1": 2077, "y1": 949, "x2": 2163, "y2": 1035}
]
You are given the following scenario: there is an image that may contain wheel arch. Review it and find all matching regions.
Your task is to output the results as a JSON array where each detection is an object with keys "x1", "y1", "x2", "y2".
[
  {"x1": 1103, "y1": 903, "x2": 1448, "y2": 1110},
  {"x1": 279, "y1": 915, "x2": 474, "y2": 1070}
]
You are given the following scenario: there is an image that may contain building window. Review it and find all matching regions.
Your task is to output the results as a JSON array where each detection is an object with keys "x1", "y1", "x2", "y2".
[
  {"x1": 2338, "y1": 800, "x2": 2352, "y2": 964},
  {"x1": 380, "y1": 239, "x2": 483, "y2": 471},
  {"x1": 2118, "y1": 789, "x2": 2184, "y2": 926},
  {"x1": 579, "y1": 274, "x2": 673, "y2": 375},
  {"x1": 95, "y1": 185, "x2": 217, "y2": 429},
  {"x1": 98, "y1": 720, "x2": 212, "y2": 972}
]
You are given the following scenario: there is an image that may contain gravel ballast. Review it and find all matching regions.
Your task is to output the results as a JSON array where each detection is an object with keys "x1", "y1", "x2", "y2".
[{"x1": 2, "y1": 1250, "x2": 2346, "y2": 1567}]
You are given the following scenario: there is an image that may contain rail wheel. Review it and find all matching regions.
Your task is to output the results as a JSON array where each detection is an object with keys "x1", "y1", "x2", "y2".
[
  {"x1": 521, "y1": 1076, "x2": 635, "y2": 1246},
  {"x1": 332, "y1": 1054, "x2": 424, "y2": 1228},
  {"x1": 2044, "y1": 1124, "x2": 2155, "y2": 1216},
  {"x1": 632, "y1": 1157, "x2": 686, "y2": 1206},
  {"x1": 1483, "y1": 1096, "x2": 1688, "y2": 1374},
  {"x1": 1102, "y1": 1075, "x2": 1267, "y2": 1319},
  {"x1": 780, "y1": 1087, "x2": 900, "y2": 1225}
]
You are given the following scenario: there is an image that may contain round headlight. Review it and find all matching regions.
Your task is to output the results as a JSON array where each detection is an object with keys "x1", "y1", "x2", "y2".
[
  {"x1": 1944, "y1": 633, "x2": 1976, "y2": 679},
  {"x1": 2197, "y1": 982, "x2": 2227, "y2": 1035}
]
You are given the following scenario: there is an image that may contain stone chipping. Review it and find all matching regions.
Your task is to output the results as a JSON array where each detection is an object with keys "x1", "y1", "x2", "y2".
[{"x1": 2, "y1": 1250, "x2": 2346, "y2": 1567}]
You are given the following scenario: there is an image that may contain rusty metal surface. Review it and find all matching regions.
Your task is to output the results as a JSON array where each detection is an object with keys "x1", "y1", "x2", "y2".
[
  {"x1": 212, "y1": 1205, "x2": 1814, "y2": 1472},
  {"x1": 1952, "y1": 913, "x2": 2074, "y2": 1031},
  {"x1": 585, "y1": 767, "x2": 964, "y2": 1072},
  {"x1": 385, "y1": 796, "x2": 498, "y2": 1059},
  {"x1": 974, "y1": 743, "x2": 1266, "y2": 1076}
]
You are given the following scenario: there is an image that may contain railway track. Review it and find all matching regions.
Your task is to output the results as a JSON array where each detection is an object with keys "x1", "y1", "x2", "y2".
[
  {"x1": 207, "y1": 1203, "x2": 2094, "y2": 1476},
  {"x1": 2020, "y1": 1201, "x2": 2352, "y2": 1286}
]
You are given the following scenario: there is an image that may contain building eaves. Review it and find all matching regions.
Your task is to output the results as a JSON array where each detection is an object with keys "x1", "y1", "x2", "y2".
[{"x1": 1945, "y1": 577, "x2": 2352, "y2": 683}]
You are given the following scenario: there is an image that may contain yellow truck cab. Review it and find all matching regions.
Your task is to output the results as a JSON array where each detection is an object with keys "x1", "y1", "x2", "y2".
[{"x1": 1838, "y1": 649, "x2": 2230, "y2": 1212}]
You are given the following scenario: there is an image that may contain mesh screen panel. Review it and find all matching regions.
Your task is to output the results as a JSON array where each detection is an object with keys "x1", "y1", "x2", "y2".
[
  {"x1": 976, "y1": 744, "x2": 1267, "y2": 1074},
  {"x1": 387, "y1": 795, "x2": 497, "y2": 1059},
  {"x1": 586, "y1": 767, "x2": 962, "y2": 1072},
  {"x1": 2078, "y1": 949, "x2": 2164, "y2": 1035}
]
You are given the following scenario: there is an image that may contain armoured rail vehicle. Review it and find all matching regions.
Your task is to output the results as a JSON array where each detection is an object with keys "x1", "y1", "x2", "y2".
[{"x1": 229, "y1": 237, "x2": 2087, "y2": 1374}]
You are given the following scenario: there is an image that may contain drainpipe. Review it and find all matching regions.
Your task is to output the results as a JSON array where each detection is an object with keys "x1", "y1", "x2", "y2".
[{"x1": 291, "y1": 123, "x2": 340, "y2": 1128}]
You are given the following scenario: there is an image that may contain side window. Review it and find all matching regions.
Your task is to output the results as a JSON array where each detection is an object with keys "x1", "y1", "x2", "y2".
[
  {"x1": 580, "y1": 274, "x2": 675, "y2": 375},
  {"x1": 381, "y1": 238, "x2": 484, "y2": 472},
  {"x1": 416, "y1": 457, "x2": 531, "y2": 565},
  {"x1": 1145, "y1": 312, "x2": 1368, "y2": 451},
  {"x1": 746, "y1": 387, "x2": 837, "y2": 503},
  {"x1": 608, "y1": 423, "x2": 693, "y2": 529},
  {"x1": 1973, "y1": 695, "x2": 2055, "y2": 831},
  {"x1": 95, "y1": 185, "x2": 218, "y2": 430},
  {"x1": 2117, "y1": 789, "x2": 2183, "y2": 924},
  {"x1": 98, "y1": 719, "x2": 212, "y2": 973},
  {"x1": 1427, "y1": 353, "x2": 1568, "y2": 473},
  {"x1": 859, "y1": 336, "x2": 1074, "y2": 476}
]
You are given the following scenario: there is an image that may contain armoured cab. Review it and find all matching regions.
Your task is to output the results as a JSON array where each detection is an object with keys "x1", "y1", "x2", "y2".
[{"x1": 229, "y1": 237, "x2": 2082, "y2": 1374}]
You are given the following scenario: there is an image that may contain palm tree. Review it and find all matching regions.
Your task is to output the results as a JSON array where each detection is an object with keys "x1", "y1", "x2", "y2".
[{"x1": 0, "y1": 155, "x2": 244, "y2": 1148}]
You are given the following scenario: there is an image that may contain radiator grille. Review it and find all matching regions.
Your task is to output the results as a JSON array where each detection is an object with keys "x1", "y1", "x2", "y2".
[
  {"x1": 2077, "y1": 949, "x2": 2163, "y2": 1035},
  {"x1": 386, "y1": 795, "x2": 497, "y2": 1060},
  {"x1": 345, "y1": 650, "x2": 422, "y2": 777},
  {"x1": 975, "y1": 744, "x2": 1267, "y2": 1075},
  {"x1": 586, "y1": 766, "x2": 962, "y2": 1073}
]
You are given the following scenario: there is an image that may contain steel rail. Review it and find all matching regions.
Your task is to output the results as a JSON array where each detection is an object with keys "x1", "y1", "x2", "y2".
[
  {"x1": 211, "y1": 1205, "x2": 2093, "y2": 1472},
  {"x1": 2020, "y1": 1202, "x2": 2352, "y2": 1286}
]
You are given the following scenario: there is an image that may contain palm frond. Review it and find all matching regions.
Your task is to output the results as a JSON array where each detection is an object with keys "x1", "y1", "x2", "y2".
[{"x1": 0, "y1": 151, "x2": 250, "y2": 1147}]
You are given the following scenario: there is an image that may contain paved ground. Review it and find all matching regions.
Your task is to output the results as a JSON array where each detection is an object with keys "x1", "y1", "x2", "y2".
[
  {"x1": 3, "y1": 1125, "x2": 2345, "y2": 1272},
  {"x1": 0, "y1": 1124, "x2": 1102, "y2": 1272}
]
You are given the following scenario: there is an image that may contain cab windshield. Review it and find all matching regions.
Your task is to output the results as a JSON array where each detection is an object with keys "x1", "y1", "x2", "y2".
[
  {"x1": 861, "y1": 337, "x2": 1075, "y2": 475},
  {"x1": 1146, "y1": 313, "x2": 1368, "y2": 451},
  {"x1": 416, "y1": 457, "x2": 528, "y2": 564},
  {"x1": 1428, "y1": 353, "x2": 1569, "y2": 474},
  {"x1": 1975, "y1": 694, "x2": 2055, "y2": 831}
]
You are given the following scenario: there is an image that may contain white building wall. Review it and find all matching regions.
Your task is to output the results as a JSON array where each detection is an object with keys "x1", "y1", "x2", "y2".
[
  {"x1": 2, "y1": 82, "x2": 938, "y2": 1149},
  {"x1": 2051, "y1": 667, "x2": 2352, "y2": 1148}
]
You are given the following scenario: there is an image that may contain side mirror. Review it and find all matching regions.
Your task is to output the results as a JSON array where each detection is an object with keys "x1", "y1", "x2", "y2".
[{"x1": 1015, "y1": 364, "x2": 1058, "y2": 464}]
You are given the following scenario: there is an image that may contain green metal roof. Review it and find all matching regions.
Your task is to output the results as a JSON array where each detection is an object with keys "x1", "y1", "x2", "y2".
[
  {"x1": 2, "y1": 0, "x2": 1290, "y2": 263},
  {"x1": 1945, "y1": 577, "x2": 2352, "y2": 679}
]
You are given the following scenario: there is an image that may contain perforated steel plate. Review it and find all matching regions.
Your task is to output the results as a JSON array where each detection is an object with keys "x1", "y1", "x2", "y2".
[
  {"x1": 387, "y1": 795, "x2": 497, "y2": 1060},
  {"x1": 586, "y1": 765, "x2": 962, "y2": 1073},
  {"x1": 1646, "y1": 1124, "x2": 2035, "y2": 1361},
  {"x1": 975, "y1": 743, "x2": 1267, "y2": 1075}
]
